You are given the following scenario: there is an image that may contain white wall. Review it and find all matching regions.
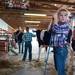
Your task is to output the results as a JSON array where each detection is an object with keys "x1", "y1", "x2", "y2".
[
  {"x1": 0, "y1": 18, "x2": 8, "y2": 30},
  {"x1": 0, "y1": 18, "x2": 14, "y2": 31}
]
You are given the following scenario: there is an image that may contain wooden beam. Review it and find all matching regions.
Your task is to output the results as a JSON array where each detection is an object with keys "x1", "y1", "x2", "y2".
[
  {"x1": 31, "y1": 0, "x2": 75, "y2": 5},
  {"x1": 50, "y1": 1, "x2": 75, "y2": 5}
]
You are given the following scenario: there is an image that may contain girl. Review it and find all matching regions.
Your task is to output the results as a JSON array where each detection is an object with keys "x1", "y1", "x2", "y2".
[{"x1": 50, "y1": 9, "x2": 71, "y2": 75}]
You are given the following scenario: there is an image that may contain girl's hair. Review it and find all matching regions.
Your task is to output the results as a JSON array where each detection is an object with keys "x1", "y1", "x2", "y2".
[{"x1": 57, "y1": 9, "x2": 68, "y2": 15}]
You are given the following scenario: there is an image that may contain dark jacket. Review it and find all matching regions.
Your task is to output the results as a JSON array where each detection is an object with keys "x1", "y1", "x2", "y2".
[{"x1": 17, "y1": 32, "x2": 24, "y2": 43}]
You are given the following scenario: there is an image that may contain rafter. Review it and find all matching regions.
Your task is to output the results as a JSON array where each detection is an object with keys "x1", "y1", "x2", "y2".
[{"x1": 31, "y1": 0, "x2": 75, "y2": 5}]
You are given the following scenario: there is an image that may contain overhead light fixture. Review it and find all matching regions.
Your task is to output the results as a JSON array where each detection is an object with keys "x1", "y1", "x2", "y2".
[
  {"x1": 54, "y1": 4, "x2": 57, "y2": 6},
  {"x1": 24, "y1": 13, "x2": 47, "y2": 16},
  {"x1": 25, "y1": 21, "x2": 40, "y2": 23}
]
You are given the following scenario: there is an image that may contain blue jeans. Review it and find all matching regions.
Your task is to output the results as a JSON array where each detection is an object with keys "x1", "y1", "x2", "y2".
[
  {"x1": 54, "y1": 46, "x2": 68, "y2": 75},
  {"x1": 22, "y1": 42, "x2": 32, "y2": 61},
  {"x1": 18, "y1": 42, "x2": 24, "y2": 53}
]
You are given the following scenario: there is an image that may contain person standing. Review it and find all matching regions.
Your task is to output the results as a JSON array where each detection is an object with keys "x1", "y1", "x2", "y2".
[
  {"x1": 17, "y1": 28, "x2": 24, "y2": 53},
  {"x1": 50, "y1": 9, "x2": 71, "y2": 75},
  {"x1": 22, "y1": 27, "x2": 35, "y2": 62}
]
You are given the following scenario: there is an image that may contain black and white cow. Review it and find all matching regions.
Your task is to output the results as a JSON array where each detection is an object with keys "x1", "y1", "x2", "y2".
[{"x1": 33, "y1": 29, "x2": 51, "y2": 61}]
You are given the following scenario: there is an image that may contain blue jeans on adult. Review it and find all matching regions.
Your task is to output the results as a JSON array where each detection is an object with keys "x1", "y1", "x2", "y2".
[
  {"x1": 54, "y1": 46, "x2": 68, "y2": 75},
  {"x1": 18, "y1": 42, "x2": 24, "y2": 53},
  {"x1": 22, "y1": 42, "x2": 32, "y2": 61}
]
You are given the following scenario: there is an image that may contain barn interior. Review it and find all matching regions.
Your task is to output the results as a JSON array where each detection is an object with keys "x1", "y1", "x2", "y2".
[{"x1": 0, "y1": 0, "x2": 75, "y2": 75}]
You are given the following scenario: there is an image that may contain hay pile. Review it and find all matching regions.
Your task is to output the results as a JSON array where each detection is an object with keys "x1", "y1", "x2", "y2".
[
  {"x1": 0, "y1": 60, "x2": 24, "y2": 75},
  {"x1": 30, "y1": 61, "x2": 45, "y2": 68}
]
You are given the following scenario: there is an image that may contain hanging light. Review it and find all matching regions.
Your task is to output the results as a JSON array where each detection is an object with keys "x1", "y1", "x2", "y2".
[
  {"x1": 24, "y1": 13, "x2": 47, "y2": 16},
  {"x1": 25, "y1": 21, "x2": 41, "y2": 23}
]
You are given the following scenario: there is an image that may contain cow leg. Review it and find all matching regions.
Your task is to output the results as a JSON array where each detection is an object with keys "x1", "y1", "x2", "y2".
[
  {"x1": 37, "y1": 45, "x2": 42, "y2": 61},
  {"x1": 45, "y1": 46, "x2": 48, "y2": 52},
  {"x1": 44, "y1": 45, "x2": 48, "y2": 52}
]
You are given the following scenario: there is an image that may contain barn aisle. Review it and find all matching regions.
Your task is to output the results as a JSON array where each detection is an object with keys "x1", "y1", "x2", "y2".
[
  {"x1": 10, "y1": 37, "x2": 56, "y2": 75},
  {"x1": 10, "y1": 37, "x2": 73, "y2": 75}
]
